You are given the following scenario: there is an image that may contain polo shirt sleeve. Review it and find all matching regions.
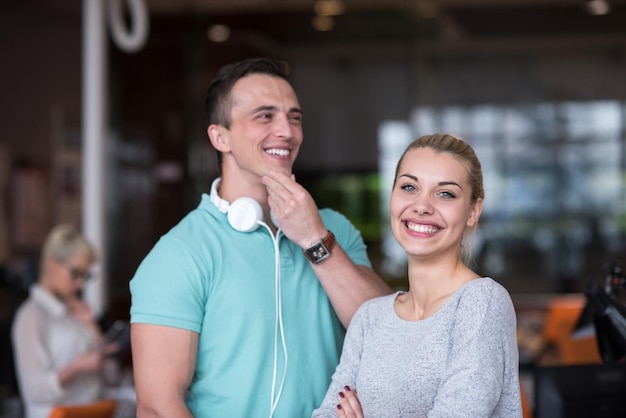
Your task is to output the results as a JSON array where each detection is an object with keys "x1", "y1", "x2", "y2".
[
  {"x1": 129, "y1": 233, "x2": 209, "y2": 333},
  {"x1": 320, "y1": 209, "x2": 372, "y2": 268}
]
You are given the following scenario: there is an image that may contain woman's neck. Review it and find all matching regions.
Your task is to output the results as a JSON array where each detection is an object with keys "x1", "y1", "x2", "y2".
[{"x1": 397, "y1": 256, "x2": 478, "y2": 321}]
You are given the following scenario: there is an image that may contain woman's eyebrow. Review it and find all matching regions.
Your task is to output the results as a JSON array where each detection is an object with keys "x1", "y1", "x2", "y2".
[
  {"x1": 398, "y1": 173, "x2": 417, "y2": 181},
  {"x1": 439, "y1": 181, "x2": 463, "y2": 189},
  {"x1": 398, "y1": 174, "x2": 463, "y2": 189}
]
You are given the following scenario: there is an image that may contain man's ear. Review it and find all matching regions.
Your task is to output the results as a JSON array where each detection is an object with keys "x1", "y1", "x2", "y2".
[{"x1": 208, "y1": 124, "x2": 230, "y2": 152}]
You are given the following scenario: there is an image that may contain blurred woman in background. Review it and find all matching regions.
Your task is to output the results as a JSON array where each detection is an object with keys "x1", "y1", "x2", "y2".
[{"x1": 12, "y1": 224, "x2": 116, "y2": 418}]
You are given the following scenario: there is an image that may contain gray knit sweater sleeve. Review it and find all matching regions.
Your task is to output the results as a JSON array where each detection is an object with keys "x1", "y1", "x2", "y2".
[{"x1": 312, "y1": 278, "x2": 521, "y2": 418}]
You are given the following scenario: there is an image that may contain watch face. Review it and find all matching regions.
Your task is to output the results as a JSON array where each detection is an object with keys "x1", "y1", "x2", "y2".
[
  {"x1": 310, "y1": 244, "x2": 329, "y2": 260},
  {"x1": 305, "y1": 232, "x2": 335, "y2": 264}
]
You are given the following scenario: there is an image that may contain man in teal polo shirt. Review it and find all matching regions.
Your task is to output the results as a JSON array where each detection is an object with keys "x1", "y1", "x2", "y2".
[{"x1": 129, "y1": 57, "x2": 391, "y2": 418}]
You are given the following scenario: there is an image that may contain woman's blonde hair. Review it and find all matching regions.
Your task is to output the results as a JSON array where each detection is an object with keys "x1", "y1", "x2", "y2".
[
  {"x1": 40, "y1": 224, "x2": 96, "y2": 269},
  {"x1": 393, "y1": 133, "x2": 484, "y2": 264}
]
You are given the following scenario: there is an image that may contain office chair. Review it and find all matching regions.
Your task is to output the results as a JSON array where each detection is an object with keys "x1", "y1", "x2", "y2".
[
  {"x1": 520, "y1": 379, "x2": 533, "y2": 418},
  {"x1": 48, "y1": 399, "x2": 117, "y2": 418},
  {"x1": 542, "y1": 296, "x2": 602, "y2": 365}
]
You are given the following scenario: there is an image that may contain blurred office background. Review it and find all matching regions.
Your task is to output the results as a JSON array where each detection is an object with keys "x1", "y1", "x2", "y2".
[{"x1": 1, "y1": 0, "x2": 626, "y2": 416}]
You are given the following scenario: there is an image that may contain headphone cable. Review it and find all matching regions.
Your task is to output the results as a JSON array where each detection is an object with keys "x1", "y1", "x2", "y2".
[{"x1": 262, "y1": 223, "x2": 288, "y2": 418}]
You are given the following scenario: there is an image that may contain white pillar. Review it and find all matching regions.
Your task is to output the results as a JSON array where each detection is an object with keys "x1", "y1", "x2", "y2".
[{"x1": 81, "y1": 0, "x2": 107, "y2": 318}]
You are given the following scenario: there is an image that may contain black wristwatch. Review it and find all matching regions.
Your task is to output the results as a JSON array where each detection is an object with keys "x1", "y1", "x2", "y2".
[{"x1": 303, "y1": 230, "x2": 336, "y2": 264}]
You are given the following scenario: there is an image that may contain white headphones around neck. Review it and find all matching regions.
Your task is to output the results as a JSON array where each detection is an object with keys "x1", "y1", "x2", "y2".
[
  {"x1": 209, "y1": 177, "x2": 286, "y2": 417},
  {"x1": 209, "y1": 178, "x2": 279, "y2": 232}
]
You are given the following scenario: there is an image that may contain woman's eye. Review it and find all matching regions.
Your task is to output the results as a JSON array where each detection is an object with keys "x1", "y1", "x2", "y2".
[
  {"x1": 438, "y1": 191, "x2": 456, "y2": 199},
  {"x1": 400, "y1": 184, "x2": 416, "y2": 192}
]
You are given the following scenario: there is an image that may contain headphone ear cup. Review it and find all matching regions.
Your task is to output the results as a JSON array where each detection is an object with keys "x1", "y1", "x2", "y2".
[
  {"x1": 227, "y1": 197, "x2": 263, "y2": 232},
  {"x1": 270, "y1": 209, "x2": 279, "y2": 228}
]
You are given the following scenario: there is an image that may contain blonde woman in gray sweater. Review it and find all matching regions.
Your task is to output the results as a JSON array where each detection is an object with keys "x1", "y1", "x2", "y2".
[{"x1": 313, "y1": 134, "x2": 522, "y2": 418}]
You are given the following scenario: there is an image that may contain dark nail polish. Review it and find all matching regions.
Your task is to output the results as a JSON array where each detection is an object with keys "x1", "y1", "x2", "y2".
[
  {"x1": 344, "y1": 385, "x2": 351, "y2": 392},
  {"x1": 337, "y1": 404, "x2": 342, "y2": 410},
  {"x1": 339, "y1": 392, "x2": 345, "y2": 398}
]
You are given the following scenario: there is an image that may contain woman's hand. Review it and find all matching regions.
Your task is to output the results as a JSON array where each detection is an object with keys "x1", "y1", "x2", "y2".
[
  {"x1": 67, "y1": 296, "x2": 96, "y2": 326},
  {"x1": 99, "y1": 341, "x2": 121, "y2": 357},
  {"x1": 66, "y1": 295, "x2": 108, "y2": 344},
  {"x1": 59, "y1": 350, "x2": 105, "y2": 387},
  {"x1": 74, "y1": 350, "x2": 105, "y2": 373},
  {"x1": 336, "y1": 386, "x2": 363, "y2": 418}
]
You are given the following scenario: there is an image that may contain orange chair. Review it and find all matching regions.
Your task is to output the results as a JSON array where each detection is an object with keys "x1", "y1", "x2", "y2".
[
  {"x1": 541, "y1": 296, "x2": 602, "y2": 365},
  {"x1": 520, "y1": 380, "x2": 533, "y2": 418},
  {"x1": 48, "y1": 399, "x2": 117, "y2": 418}
]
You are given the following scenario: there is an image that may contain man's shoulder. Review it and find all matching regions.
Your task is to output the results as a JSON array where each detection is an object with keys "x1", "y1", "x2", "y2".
[
  {"x1": 162, "y1": 195, "x2": 222, "y2": 238},
  {"x1": 318, "y1": 206, "x2": 343, "y2": 218},
  {"x1": 318, "y1": 207, "x2": 352, "y2": 228}
]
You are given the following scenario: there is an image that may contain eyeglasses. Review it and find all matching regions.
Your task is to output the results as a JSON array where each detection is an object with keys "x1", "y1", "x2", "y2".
[{"x1": 64, "y1": 265, "x2": 93, "y2": 281}]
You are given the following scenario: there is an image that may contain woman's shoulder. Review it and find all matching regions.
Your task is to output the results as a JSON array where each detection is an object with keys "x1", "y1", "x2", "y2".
[
  {"x1": 13, "y1": 293, "x2": 50, "y2": 334},
  {"x1": 455, "y1": 277, "x2": 515, "y2": 314},
  {"x1": 364, "y1": 290, "x2": 402, "y2": 307},
  {"x1": 353, "y1": 291, "x2": 402, "y2": 321},
  {"x1": 462, "y1": 277, "x2": 510, "y2": 297}
]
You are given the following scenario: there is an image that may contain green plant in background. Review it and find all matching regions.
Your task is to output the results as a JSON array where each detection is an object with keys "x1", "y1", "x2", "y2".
[{"x1": 310, "y1": 172, "x2": 383, "y2": 242}]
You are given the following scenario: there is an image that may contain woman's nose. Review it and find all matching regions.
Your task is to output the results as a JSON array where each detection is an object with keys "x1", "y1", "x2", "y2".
[{"x1": 413, "y1": 195, "x2": 433, "y2": 215}]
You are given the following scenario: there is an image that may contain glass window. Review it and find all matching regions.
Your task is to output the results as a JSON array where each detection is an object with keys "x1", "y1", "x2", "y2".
[{"x1": 375, "y1": 100, "x2": 626, "y2": 292}]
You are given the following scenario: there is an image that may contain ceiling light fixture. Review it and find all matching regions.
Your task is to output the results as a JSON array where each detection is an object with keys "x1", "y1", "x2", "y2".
[
  {"x1": 417, "y1": 0, "x2": 439, "y2": 19},
  {"x1": 585, "y1": 0, "x2": 611, "y2": 15},
  {"x1": 314, "y1": 0, "x2": 346, "y2": 17},
  {"x1": 312, "y1": 15, "x2": 335, "y2": 31},
  {"x1": 207, "y1": 24, "x2": 230, "y2": 42}
]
